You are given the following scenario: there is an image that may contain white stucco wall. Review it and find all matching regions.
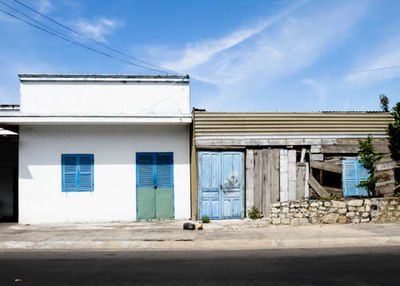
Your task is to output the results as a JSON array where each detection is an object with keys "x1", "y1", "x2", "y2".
[
  {"x1": 18, "y1": 124, "x2": 190, "y2": 224},
  {"x1": 20, "y1": 80, "x2": 190, "y2": 115}
]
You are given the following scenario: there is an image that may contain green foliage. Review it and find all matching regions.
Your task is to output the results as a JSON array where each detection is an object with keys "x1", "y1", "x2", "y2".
[
  {"x1": 387, "y1": 102, "x2": 400, "y2": 160},
  {"x1": 380, "y1": 94, "x2": 389, "y2": 112},
  {"x1": 201, "y1": 216, "x2": 210, "y2": 223},
  {"x1": 248, "y1": 206, "x2": 262, "y2": 220},
  {"x1": 357, "y1": 136, "x2": 384, "y2": 196}
]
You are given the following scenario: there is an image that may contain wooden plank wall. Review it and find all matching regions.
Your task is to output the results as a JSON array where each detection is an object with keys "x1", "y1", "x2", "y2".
[{"x1": 246, "y1": 149, "x2": 280, "y2": 217}]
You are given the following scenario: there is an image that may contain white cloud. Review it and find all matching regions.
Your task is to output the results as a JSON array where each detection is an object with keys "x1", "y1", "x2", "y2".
[
  {"x1": 162, "y1": 0, "x2": 309, "y2": 73},
  {"x1": 75, "y1": 17, "x2": 120, "y2": 43},
  {"x1": 345, "y1": 36, "x2": 400, "y2": 85}
]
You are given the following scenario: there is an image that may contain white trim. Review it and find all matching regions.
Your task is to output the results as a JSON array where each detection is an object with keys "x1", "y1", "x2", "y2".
[{"x1": 0, "y1": 115, "x2": 192, "y2": 124}]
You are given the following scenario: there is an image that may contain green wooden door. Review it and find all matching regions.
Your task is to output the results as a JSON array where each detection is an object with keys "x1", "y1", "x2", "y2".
[{"x1": 137, "y1": 153, "x2": 174, "y2": 220}]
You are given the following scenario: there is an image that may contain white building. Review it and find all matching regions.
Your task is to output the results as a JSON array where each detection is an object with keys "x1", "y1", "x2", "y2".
[{"x1": 0, "y1": 74, "x2": 192, "y2": 224}]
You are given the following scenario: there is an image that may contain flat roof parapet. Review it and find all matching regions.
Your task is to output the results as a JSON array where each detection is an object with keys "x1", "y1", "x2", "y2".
[{"x1": 18, "y1": 74, "x2": 189, "y2": 83}]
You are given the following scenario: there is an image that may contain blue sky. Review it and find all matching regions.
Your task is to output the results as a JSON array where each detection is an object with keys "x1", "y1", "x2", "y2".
[{"x1": 1, "y1": 0, "x2": 400, "y2": 111}]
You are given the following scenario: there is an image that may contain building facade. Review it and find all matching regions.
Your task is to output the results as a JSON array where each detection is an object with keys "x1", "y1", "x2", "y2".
[
  {"x1": 191, "y1": 110, "x2": 395, "y2": 220},
  {"x1": 0, "y1": 74, "x2": 191, "y2": 224}
]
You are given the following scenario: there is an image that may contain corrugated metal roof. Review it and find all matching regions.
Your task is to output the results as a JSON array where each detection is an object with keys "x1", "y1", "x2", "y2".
[{"x1": 193, "y1": 111, "x2": 393, "y2": 137}]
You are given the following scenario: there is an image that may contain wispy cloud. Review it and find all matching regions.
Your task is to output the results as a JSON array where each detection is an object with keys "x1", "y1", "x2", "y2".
[
  {"x1": 345, "y1": 36, "x2": 400, "y2": 85},
  {"x1": 163, "y1": 0, "x2": 309, "y2": 73},
  {"x1": 161, "y1": 1, "x2": 367, "y2": 83},
  {"x1": 148, "y1": 0, "x2": 370, "y2": 110},
  {"x1": 75, "y1": 17, "x2": 121, "y2": 43}
]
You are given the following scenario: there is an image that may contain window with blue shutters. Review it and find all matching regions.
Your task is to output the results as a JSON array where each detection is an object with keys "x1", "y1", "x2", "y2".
[
  {"x1": 342, "y1": 159, "x2": 369, "y2": 197},
  {"x1": 62, "y1": 154, "x2": 94, "y2": 192}
]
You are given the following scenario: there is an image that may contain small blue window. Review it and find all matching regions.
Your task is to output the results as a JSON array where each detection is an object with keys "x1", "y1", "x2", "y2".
[
  {"x1": 342, "y1": 159, "x2": 369, "y2": 197},
  {"x1": 62, "y1": 154, "x2": 94, "y2": 192}
]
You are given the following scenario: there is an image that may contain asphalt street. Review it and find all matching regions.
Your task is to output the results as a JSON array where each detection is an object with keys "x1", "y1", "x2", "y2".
[{"x1": 0, "y1": 247, "x2": 399, "y2": 285}]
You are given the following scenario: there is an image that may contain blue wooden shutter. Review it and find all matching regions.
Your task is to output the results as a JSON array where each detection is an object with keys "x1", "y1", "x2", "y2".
[
  {"x1": 156, "y1": 154, "x2": 173, "y2": 188},
  {"x1": 343, "y1": 159, "x2": 370, "y2": 197},
  {"x1": 343, "y1": 159, "x2": 358, "y2": 197},
  {"x1": 77, "y1": 155, "x2": 94, "y2": 191},
  {"x1": 137, "y1": 154, "x2": 154, "y2": 187},
  {"x1": 62, "y1": 154, "x2": 94, "y2": 192},
  {"x1": 357, "y1": 161, "x2": 369, "y2": 196},
  {"x1": 62, "y1": 155, "x2": 77, "y2": 191}
]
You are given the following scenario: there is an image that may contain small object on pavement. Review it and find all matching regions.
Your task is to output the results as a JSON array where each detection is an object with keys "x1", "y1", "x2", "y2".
[
  {"x1": 195, "y1": 222, "x2": 203, "y2": 230},
  {"x1": 183, "y1": 223, "x2": 195, "y2": 230}
]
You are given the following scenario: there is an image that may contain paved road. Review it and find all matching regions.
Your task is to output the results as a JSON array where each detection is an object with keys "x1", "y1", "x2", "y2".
[{"x1": 0, "y1": 247, "x2": 399, "y2": 285}]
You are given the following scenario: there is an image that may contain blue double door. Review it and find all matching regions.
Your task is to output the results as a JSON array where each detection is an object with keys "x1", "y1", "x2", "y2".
[{"x1": 198, "y1": 151, "x2": 244, "y2": 220}]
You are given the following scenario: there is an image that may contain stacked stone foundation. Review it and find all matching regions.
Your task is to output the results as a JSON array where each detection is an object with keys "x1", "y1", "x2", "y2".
[{"x1": 270, "y1": 197, "x2": 400, "y2": 225}]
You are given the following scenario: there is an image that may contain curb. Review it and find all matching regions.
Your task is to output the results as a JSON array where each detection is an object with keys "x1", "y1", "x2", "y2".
[{"x1": 1, "y1": 236, "x2": 400, "y2": 251}]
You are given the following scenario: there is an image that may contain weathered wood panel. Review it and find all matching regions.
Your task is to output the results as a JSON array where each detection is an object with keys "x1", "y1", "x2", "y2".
[
  {"x1": 271, "y1": 149, "x2": 280, "y2": 202},
  {"x1": 247, "y1": 149, "x2": 280, "y2": 216},
  {"x1": 310, "y1": 153, "x2": 324, "y2": 161},
  {"x1": 254, "y1": 150, "x2": 263, "y2": 211},
  {"x1": 310, "y1": 161, "x2": 342, "y2": 173},
  {"x1": 288, "y1": 150, "x2": 297, "y2": 201},
  {"x1": 310, "y1": 145, "x2": 321, "y2": 153},
  {"x1": 263, "y1": 150, "x2": 272, "y2": 216},
  {"x1": 305, "y1": 162, "x2": 310, "y2": 198},
  {"x1": 376, "y1": 169, "x2": 395, "y2": 181},
  {"x1": 300, "y1": 148, "x2": 306, "y2": 162},
  {"x1": 336, "y1": 138, "x2": 389, "y2": 145},
  {"x1": 296, "y1": 163, "x2": 306, "y2": 200},
  {"x1": 324, "y1": 186, "x2": 343, "y2": 197},
  {"x1": 280, "y1": 150, "x2": 288, "y2": 202},
  {"x1": 321, "y1": 144, "x2": 390, "y2": 154},
  {"x1": 376, "y1": 160, "x2": 398, "y2": 171},
  {"x1": 245, "y1": 149, "x2": 255, "y2": 216},
  {"x1": 308, "y1": 175, "x2": 330, "y2": 198}
]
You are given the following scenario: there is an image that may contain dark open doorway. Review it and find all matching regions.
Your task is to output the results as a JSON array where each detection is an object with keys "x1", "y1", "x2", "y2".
[{"x1": 0, "y1": 130, "x2": 18, "y2": 222}]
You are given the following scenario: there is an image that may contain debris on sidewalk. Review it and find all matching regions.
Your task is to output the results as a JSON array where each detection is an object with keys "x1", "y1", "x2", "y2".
[
  {"x1": 183, "y1": 223, "x2": 195, "y2": 230},
  {"x1": 183, "y1": 222, "x2": 203, "y2": 230},
  {"x1": 195, "y1": 223, "x2": 203, "y2": 230}
]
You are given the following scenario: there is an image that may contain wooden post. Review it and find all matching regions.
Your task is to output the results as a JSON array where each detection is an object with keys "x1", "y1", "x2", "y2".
[
  {"x1": 288, "y1": 150, "x2": 297, "y2": 201},
  {"x1": 254, "y1": 150, "x2": 263, "y2": 211},
  {"x1": 305, "y1": 162, "x2": 310, "y2": 199},
  {"x1": 263, "y1": 150, "x2": 272, "y2": 217},
  {"x1": 271, "y1": 149, "x2": 280, "y2": 203},
  {"x1": 245, "y1": 149, "x2": 255, "y2": 217},
  {"x1": 296, "y1": 163, "x2": 305, "y2": 200},
  {"x1": 279, "y1": 150, "x2": 288, "y2": 202}
]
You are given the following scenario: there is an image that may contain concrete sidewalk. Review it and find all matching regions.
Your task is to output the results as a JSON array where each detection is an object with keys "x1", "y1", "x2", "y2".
[{"x1": 1, "y1": 220, "x2": 400, "y2": 251}]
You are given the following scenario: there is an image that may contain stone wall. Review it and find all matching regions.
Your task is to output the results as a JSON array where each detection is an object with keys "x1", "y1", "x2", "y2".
[{"x1": 270, "y1": 197, "x2": 400, "y2": 225}]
